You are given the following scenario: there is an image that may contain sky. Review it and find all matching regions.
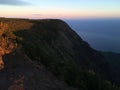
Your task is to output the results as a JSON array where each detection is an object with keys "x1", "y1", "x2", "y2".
[{"x1": 0, "y1": 0, "x2": 120, "y2": 19}]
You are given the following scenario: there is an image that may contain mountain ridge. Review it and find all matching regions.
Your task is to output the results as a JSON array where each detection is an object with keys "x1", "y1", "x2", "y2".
[{"x1": 0, "y1": 18, "x2": 119, "y2": 90}]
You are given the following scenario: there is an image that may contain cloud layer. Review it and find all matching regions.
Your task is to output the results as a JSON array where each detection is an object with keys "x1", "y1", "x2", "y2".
[{"x1": 0, "y1": 0, "x2": 29, "y2": 5}]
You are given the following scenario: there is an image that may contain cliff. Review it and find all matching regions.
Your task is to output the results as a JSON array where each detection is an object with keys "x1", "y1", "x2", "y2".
[{"x1": 0, "y1": 18, "x2": 119, "y2": 90}]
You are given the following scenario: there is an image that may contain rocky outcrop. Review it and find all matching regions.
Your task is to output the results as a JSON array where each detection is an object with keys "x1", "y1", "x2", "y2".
[{"x1": 0, "y1": 22, "x2": 17, "y2": 70}]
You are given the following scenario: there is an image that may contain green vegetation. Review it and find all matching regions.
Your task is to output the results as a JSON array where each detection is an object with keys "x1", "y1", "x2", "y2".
[
  {"x1": 0, "y1": 18, "x2": 120, "y2": 90},
  {"x1": 102, "y1": 52, "x2": 120, "y2": 85}
]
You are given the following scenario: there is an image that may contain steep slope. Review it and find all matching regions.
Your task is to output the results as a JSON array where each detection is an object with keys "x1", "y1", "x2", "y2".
[
  {"x1": 0, "y1": 18, "x2": 119, "y2": 90},
  {"x1": 16, "y1": 19, "x2": 109, "y2": 74},
  {"x1": 102, "y1": 52, "x2": 120, "y2": 85},
  {"x1": 0, "y1": 20, "x2": 77, "y2": 90}
]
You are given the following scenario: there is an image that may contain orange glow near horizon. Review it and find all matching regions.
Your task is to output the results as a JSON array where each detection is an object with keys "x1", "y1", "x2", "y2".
[
  {"x1": 1, "y1": 10, "x2": 119, "y2": 19},
  {"x1": 1, "y1": 12, "x2": 120, "y2": 19},
  {"x1": 0, "y1": 0, "x2": 120, "y2": 19},
  {"x1": 0, "y1": 5, "x2": 120, "y2": 19}
]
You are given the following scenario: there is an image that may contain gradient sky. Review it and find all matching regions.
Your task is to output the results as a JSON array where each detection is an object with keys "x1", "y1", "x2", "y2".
[{"x1": 0, "y1": 0, "x2": 120, "y2": 19}]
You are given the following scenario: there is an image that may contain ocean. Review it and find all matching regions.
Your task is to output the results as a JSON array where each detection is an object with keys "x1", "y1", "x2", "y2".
[{"x1": 64, "y1": 18, "x2": 120, "y2": 53}]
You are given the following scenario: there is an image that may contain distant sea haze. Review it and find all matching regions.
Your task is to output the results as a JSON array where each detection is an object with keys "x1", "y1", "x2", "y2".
[{"x1": 65, "y1": 18, "x2": 120, "y2": 53}]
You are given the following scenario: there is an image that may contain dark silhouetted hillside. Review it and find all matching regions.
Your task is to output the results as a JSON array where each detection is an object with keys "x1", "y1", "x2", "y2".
[
  {"x1": 102, "y1": 52, "x2": 120, "y2": 85},
  {"x1": 0, "y1": 18, "x2": 120, "y2": 90}
]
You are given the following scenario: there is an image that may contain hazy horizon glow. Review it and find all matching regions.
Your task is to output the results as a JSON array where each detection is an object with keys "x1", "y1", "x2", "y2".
[{"x1": 0, "y1": 0, "x2": 120, "y2": 19}]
